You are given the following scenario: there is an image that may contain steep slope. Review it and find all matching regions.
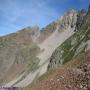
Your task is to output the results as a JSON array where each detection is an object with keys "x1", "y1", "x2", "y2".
[
  {"x1": 48, "y1": 8, "x2": 90, "y2": 70},
  {"x1": 2, "y1": 10, "x2": 77, "y2": 87},
  {"x1": 30, "y1": 50, "x2": 90, "y2": 90},
  {"x1": 0, "y1": 27, "x2": 41, "y2": 86}
]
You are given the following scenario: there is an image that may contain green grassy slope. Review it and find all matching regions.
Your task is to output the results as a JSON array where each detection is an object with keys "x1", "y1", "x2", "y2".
[{"x1": 48, "y1": 7, "x2": 90, "y2": 70}]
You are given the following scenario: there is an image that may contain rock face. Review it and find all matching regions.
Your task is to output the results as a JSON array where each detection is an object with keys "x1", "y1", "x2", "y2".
[
  {"x1": 9, "y1": 10, "x2": 77, "y2": 87},
  {"x1": 56, "y1": 9, "x2": 77, "y2": 31},
  {"x1": 76, "y1": 9, "x2": 86, "y2": 30},
  {"x1": 48, "y1": 7, "x2": 90, "y2": 70}
]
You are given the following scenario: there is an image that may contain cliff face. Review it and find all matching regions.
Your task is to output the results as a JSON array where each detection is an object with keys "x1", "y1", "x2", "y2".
[
  {"x1": 48, "y1": 8, "x2": 90, "y2": 70},
  {"x1": 76, "y1": 9, "x2": 86, "y2": 30},
  {"x1": 56, "y1": 10, "x2": 77, "y2": 31}
]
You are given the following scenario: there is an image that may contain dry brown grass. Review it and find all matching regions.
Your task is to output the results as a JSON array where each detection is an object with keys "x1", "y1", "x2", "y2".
[{"x1": 28, "y1": 50, "x2": 90, "y2": 90}]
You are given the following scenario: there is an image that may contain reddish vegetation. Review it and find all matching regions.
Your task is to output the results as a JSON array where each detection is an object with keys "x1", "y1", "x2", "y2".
[{"x1": 29, "y1": 52, "x2": 90, "y2": 90}]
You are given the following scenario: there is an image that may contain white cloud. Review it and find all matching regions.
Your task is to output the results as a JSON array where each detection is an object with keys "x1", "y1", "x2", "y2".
[{"x1": 0, "y1": 0, "x2": 60, "y2": 35}]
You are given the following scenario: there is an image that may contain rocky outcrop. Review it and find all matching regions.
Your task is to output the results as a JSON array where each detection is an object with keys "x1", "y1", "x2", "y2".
[
  {"x1": 56, "y1": 9, "x2": 77, "y2": 31},
  {"x1": 76, "y1": 9, "x2": 86, "y2": 30}
]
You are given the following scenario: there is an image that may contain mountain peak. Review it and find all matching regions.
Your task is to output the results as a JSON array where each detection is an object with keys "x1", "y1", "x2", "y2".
[{"x1": 56, "y1": 9, "x2": 77, "y2": 31}]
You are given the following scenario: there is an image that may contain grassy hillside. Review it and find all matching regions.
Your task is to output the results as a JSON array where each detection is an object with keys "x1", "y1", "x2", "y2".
[{"x1": 0, "y1": 29, "x2": 41, "y2": 86}]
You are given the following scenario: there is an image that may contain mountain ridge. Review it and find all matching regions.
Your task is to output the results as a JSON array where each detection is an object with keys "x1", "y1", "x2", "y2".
[{"x1": 0, "y1": 6, "x2": 90, "y2": 90}]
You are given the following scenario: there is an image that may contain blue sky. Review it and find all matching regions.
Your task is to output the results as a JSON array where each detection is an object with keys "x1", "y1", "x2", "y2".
[{"x1": 0, "y1": 0, "x2": 90, "y2": 36}]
